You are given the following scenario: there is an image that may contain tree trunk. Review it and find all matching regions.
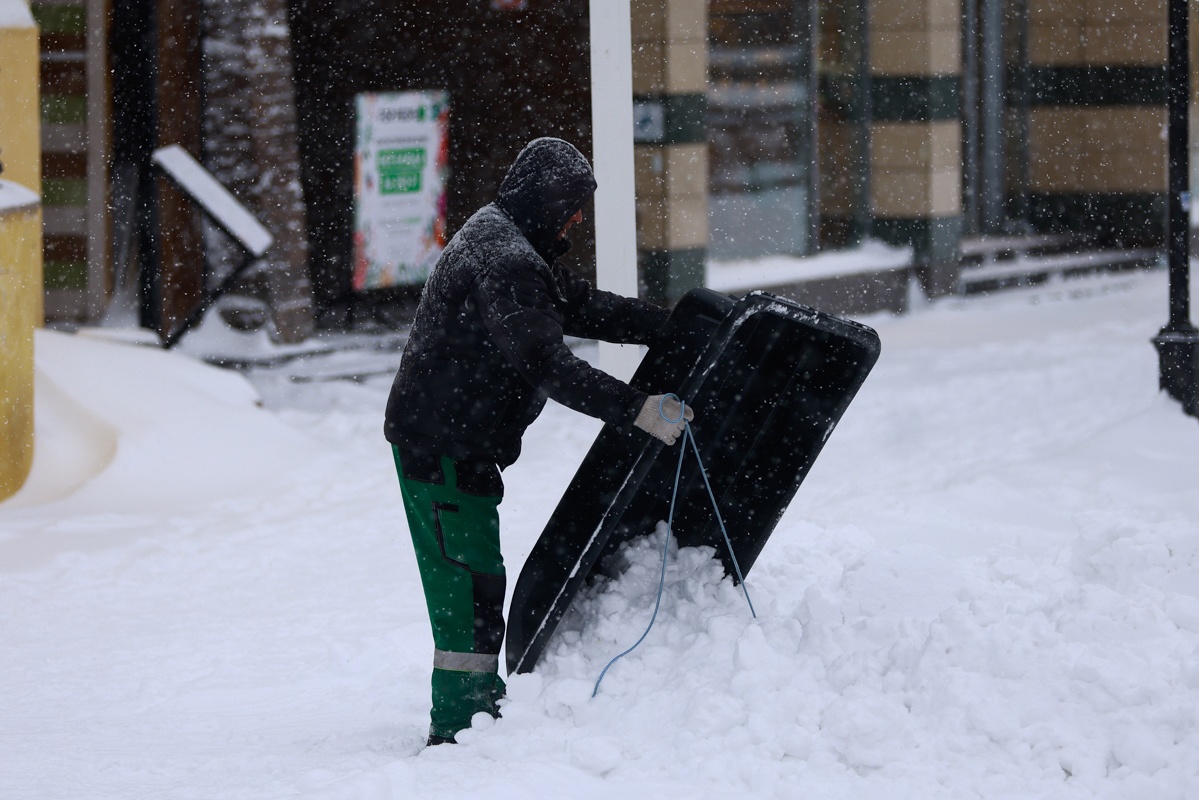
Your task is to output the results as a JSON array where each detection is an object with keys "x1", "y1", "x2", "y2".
[{"x1": 202, "y1": 0, "x2": 314, "y2": 343}]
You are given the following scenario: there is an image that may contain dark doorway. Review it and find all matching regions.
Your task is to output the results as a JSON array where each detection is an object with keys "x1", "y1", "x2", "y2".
[
  {"x1": 109, "y1": 0, "x2": 204, "y2": 336},
  {"x1": 286, "y1": 1, "x2": 593, "y2": 321}
]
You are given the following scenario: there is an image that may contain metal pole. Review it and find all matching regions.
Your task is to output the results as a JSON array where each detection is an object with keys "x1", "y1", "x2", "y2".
[
  {"x1": 162, "y1": 251, "x2": 260, "y2": 349},
  {"x1": 1166, "y1": 0, "x2": 1191, "y2": 329},
  {"x1": 961, "y1": 0, "x2": 980, "y2": 235},
  {"x1": 854, "y1": 0, "x2": 871, "y2": 245},
  {"x1": 804, "y1": 0, "x2": 819, "y2": 252},
  {"x1": 1008, "y1": 0, "x2": 1032, "y2": 231},
  {"x1": 589, "y1": 0, "x2": 641, "y2": 382},
  {"x1": 979, "y1": 0, "x2": 1005, "y2": 234},
  {"x1": 1153, "y1": 0, "x2": 1199, "y2": 417}
]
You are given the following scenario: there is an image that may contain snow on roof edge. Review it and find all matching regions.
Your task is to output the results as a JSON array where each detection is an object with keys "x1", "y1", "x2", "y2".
[
  {"x1": 0, "y1": 0, "x2": 35, "y2": 28},
  {"x1": 0, "y1": 180, "x2": 40, "y2": 213}
]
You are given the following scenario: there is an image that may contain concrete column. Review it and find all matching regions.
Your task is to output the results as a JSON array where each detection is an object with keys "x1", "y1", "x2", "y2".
[
  {"x1": 869, "y1": 0, "x2": 963, "y2": 294},
  {"x1": 631, "y1": 0, "x2": 708, "y2": 307},
  {"x1": 1026, "y1": 0, "x2": 1167, "y2": 246},
  {"x1": 815, "y1": 2, "x2": 870, "y2": 249}
]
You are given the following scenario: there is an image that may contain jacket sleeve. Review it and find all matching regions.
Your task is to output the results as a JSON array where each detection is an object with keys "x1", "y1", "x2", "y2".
[
  {"x1": 554, "y1": 262, "x2": 670, "y2": 345},
  {"x1": 473, "y1": 262, "x2": 648, "y2": 430}
]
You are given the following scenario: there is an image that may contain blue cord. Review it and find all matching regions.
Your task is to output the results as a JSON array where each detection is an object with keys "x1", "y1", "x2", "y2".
[
  {"x1": 592, "y1": 394, "x2": 756, "y2": 697},
  {"x1": 682, "y1": 417, "x2": 757, "y2": 619}
]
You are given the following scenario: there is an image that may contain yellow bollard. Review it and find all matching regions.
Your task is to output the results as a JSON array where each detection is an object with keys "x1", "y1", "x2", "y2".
[
  {"x1": 0, "y1": 1, "x2": 41, "y2": 194},
  {"x1": 0, "y1": 0, "x2": 42, "y2": 501},
  {"x1": 0, "y1": 181, "x2": 42, "y2": 501}
]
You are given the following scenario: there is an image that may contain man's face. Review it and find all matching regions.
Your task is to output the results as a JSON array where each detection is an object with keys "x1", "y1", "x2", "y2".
[{"x1": 558, "y1": 209, "x2": 584, "y2": 239}]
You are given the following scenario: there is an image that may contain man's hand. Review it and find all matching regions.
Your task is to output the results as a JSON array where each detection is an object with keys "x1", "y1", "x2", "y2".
[{"x1": 634, "y1": 394, "x2": 695, "y2": 446}]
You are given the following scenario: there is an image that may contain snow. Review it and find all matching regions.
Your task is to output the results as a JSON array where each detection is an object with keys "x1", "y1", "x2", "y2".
[
  {"x1": 2, "y1": 267, "x2": 1198, "y2": 799},
  {"x1": 151, "y1": 145, "x2": 274, "y2": 257},
  {"x1": 707, "y1": 239, "x2": 913, "y2": 293},
  {"x1": 0, "y1": 179, "x2": 39, "y2": 213},
  {"x1": 0, "y1": 0, "x2": 33, "y2": 29}
]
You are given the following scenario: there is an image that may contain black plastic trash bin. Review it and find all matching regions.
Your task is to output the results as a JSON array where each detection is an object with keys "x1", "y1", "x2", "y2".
[{"x1": 505, "y1": 288, "x2": 881, "y2": 674}]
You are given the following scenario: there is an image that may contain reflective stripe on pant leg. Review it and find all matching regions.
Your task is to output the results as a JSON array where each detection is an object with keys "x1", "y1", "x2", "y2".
[{"x1": 433, "y1": 649, "x2": 500, "y2": 673}]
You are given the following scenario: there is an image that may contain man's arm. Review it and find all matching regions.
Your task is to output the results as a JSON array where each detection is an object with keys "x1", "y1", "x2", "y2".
[
  {"x1": 473, "y1": 266, "x2": 647, "y2": 430},
  {"x1": 554, "y1": 263, "x2": 670, "y2": 345}
]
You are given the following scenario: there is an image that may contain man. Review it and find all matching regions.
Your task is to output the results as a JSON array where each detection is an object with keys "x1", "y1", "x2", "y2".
[{"x1": 385, "y1": 137, "x2": 693, "y2": 745}]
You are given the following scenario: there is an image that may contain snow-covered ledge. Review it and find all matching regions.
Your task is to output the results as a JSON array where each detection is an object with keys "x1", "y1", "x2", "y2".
[
  {"x1": 0, "y1": 0, "x2": 35, "y2": 28},
  {"x1": 706, "y1": 240, "x2": 914, "y2": 295},
  {"x1": 706, "y1": 240, "x2": 918, "y2": 316},
  {"x1": 0, "y1": 180, "x2": 40, "y2": 214}
]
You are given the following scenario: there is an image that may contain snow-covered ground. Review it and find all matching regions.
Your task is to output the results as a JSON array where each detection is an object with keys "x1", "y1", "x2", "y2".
[{"x1": 1, "y1": 267, "x2": 1197, "y2": 799}]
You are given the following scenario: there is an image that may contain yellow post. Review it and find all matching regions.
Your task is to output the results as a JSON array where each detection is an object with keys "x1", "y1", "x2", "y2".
[
  {"x1": 0, "y1": 1, "x2": 42, "y2": 502},
  {"x1": 0, "y1": 183, "x2": 42, "y2": 501},
  {"x1": 0, "y1": 1, "x2": 41, "y2": 194}
]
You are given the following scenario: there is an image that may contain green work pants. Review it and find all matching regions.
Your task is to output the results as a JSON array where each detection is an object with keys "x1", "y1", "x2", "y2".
[{"x1": 393, "y1": 446, "x2": 506, "y2": 741}]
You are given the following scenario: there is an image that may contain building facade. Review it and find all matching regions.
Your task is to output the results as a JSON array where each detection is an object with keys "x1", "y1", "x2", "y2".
[{"x1": 17, "y1": 0, "x2": 1195, "y2": 335}]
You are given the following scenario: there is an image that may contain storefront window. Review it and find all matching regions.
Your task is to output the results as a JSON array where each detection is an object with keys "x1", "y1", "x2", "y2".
[{"x1": 708, "y1": 1, "x2": 815, "y2": 261}]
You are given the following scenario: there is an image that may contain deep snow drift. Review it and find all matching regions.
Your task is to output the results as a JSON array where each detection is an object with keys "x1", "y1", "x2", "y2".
[{"x1": 1, "y1": 268, "x2": 1197, "y2": 799}]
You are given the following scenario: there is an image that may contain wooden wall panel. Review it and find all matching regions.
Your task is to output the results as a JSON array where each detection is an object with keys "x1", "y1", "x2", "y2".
[{"x1": 33, "y1": 0, "x2": 111, "y2": 321}]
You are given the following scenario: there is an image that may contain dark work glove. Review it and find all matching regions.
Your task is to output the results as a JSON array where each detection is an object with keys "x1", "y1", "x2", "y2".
[{"x1": 634, "y1": 394, "x2": 695, "y2": 446}]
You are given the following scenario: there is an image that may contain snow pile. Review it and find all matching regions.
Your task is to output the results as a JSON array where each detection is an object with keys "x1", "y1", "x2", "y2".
[
  {"x1": 417, "y1": 517, "x2": 1199, "y2": 799},
  {"x1": 4, "y1": 331, "x2": 317, "y2": 516},
  {"x1": 1, "y1": 268, "x2": 1198, "y2": 799}
]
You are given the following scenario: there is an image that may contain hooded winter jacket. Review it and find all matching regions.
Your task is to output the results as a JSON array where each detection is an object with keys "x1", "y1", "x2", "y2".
[{"x1": 384, "y1": 137, "x2": 670, "y2": 468}]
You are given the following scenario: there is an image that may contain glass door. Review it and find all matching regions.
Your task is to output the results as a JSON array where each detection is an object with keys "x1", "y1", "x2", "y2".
[{"x1": 708, "y1": 0, "x2": 816, "y2": 261}]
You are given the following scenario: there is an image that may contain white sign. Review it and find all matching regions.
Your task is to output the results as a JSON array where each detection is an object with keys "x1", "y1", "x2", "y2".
[
  {"x1": 353, "y1": 90, "x2": 449, "y2": 290},
  {"x1": 152, "y1": 145, "x2": 274, "y2": 257}
]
